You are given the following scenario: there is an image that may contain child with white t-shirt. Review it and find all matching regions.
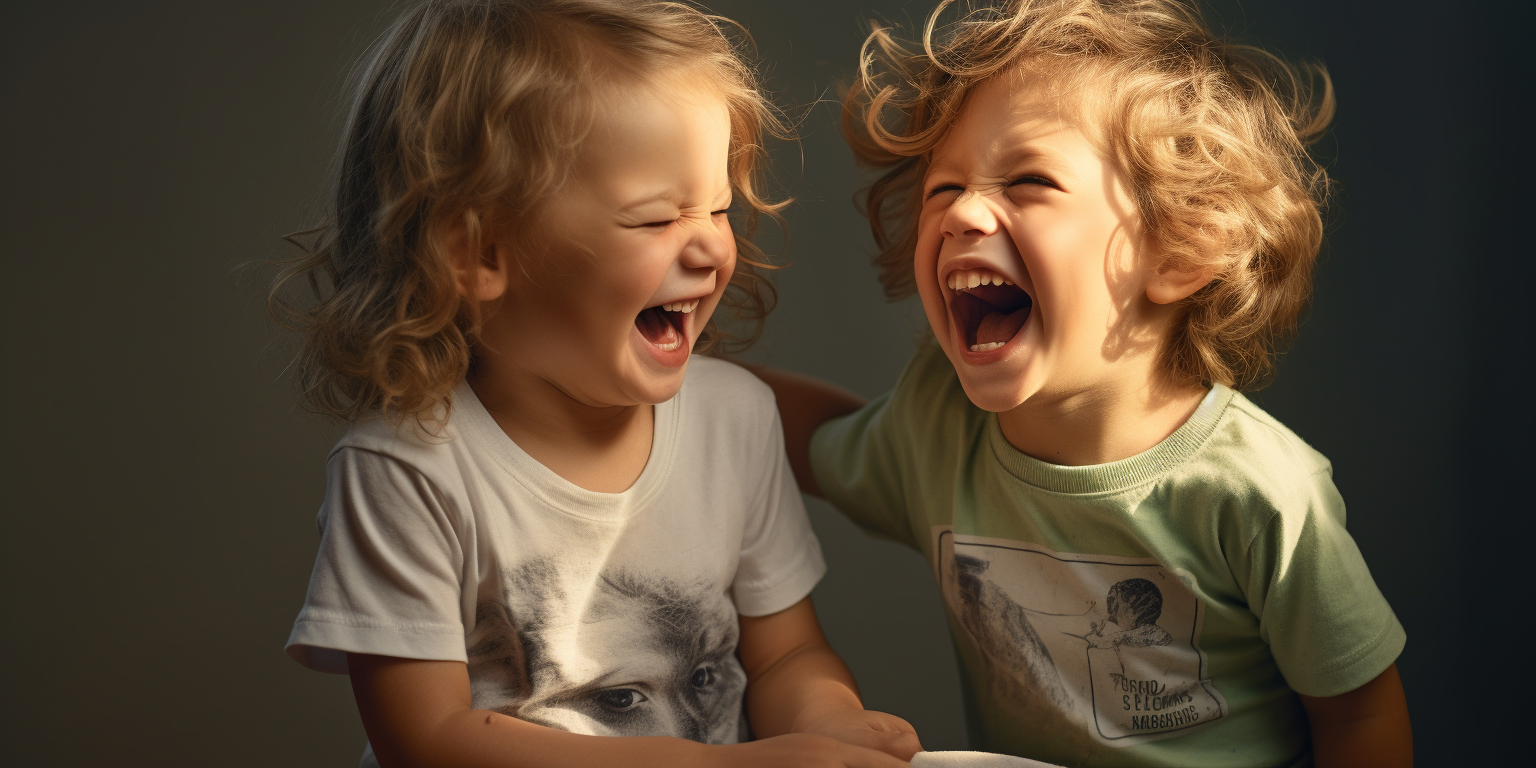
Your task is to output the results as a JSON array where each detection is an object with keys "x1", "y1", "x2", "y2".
[{"x1": 274, "y1": 2, "x2": 918, "y2": 767}]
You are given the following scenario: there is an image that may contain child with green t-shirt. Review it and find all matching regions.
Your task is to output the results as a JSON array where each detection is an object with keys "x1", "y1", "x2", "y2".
[{"x1": 753, "y1": 1, "x2": 1411, "y2": 766}]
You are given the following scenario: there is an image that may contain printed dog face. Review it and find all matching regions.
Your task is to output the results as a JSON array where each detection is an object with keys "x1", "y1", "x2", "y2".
[{"x1": 467, "y1": 560, "x2": 748, "y2": 743}]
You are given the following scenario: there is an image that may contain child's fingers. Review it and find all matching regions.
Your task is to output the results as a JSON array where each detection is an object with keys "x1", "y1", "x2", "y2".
[
  {"x1": 864, "y1": 728, "x2": 924, "y2": 761},
  {"x1": 813, "y1": 724, "x2": 923, "y2": 760},
  {"x1": 864, "y1": 710, "x2": 922, "y2": 738},
  {"x1": 736, "y1": 733, "x2": 910, "y2": 768},
  {"x1": 837, "y1": 741, "x2": 914, "y2": 768}
]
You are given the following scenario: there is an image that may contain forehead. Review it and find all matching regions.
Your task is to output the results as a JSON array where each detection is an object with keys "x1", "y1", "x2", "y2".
[
  {"x1": 571, "y1": 76, "x2": 732, "y2": 198},
  {"x1": 927, "y1": 70, "x2": 1104, "y2": 175}
]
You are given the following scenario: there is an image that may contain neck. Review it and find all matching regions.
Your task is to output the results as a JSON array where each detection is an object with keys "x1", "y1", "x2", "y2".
[
  {"x1": 467, "y1": 356, "x2": 653, "y2": 493},
  {"x1": 996, "y1": 366, "x2": 1207, "y2": 467}
]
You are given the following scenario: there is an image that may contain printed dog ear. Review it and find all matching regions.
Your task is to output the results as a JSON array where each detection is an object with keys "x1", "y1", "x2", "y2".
[{"x1": 466, "y1": 599, "x2": 532, "y2": 712}]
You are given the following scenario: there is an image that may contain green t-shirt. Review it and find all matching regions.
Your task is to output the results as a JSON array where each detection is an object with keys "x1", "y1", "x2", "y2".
[{"x1": 811, "y1": 342, "x2": 1405, "y2": 768}]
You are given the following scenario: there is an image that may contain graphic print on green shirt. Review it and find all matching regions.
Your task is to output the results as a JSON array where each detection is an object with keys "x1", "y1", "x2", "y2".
[{"x1": 936, "y1": 529, "x2": 1227, "y2": 744}]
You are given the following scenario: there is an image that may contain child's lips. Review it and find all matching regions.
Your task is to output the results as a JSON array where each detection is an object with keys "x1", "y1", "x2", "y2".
[
  {"x1": 942, "y1": 270, "x2": 1033, "y2": 355},
  {"x1": 936, "y1": 236, "x2": 1034, "y2": 358},
  {"x1": 635, "y1": 305, "x2": 691, "y2": 352},
  {"x1": 634, "y1": 292, "x2": 710, "y2": 366}
]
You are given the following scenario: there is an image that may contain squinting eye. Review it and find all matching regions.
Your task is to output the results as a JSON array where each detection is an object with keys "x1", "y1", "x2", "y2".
[
  {"x1": 1007, "y1": 175, "x2": 1056, "y2": 189},
  {"x1": 640, "y1": 220, "x2": 675, "y2": 228},
  {"x1": 593, "y1": 688, "x2": 648, "y2": 711},
  {"x1": 925, "y1": 184, "x2": 965, "y2": 200},
  {"x1": 711, "y1": 209, "x2": 730, "y2": 217}
]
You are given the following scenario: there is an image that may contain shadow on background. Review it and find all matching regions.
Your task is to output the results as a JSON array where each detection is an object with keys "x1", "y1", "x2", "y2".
[{"x1": 2, "y1": 1, "x2": 1525, "y2": 764}]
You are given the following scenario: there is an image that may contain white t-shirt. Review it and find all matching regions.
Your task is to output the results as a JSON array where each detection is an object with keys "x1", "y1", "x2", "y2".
[{"x1": 287, "y1": 357, "x2": 825, "y2": 753}]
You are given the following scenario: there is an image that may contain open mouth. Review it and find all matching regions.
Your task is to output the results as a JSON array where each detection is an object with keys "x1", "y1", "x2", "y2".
[
  {"x1": 634, "y1": 298, "x2": 699, "y2": 352},
  {"x1": 947, "y1": 269, "x2": 1032, "y2": 353}
]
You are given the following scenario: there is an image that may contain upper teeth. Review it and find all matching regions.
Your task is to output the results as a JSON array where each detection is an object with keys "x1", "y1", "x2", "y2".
[
  {"x1": 661, "y1": 299, "x2": 699, "y2": 313},
  {"x1": 947, "y1": 269, "x2": 1013, "y2": 291}
]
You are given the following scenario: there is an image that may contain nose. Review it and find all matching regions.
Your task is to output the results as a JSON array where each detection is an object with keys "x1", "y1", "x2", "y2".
[
  {"x1": 680, "y1": 216, "x2": 734, "y2": 271},
  {"x1": 940, "y1": 189, "x2": 1001, "y2": 240}
]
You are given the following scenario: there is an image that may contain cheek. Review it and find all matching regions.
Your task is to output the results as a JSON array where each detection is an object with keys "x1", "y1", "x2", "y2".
[
  {"x1": 1020, "y1": 215, "x2": 1113, "y2": 305},
  {"x1": 912, "y1": 216, "x2": 946, "y2": 298}
]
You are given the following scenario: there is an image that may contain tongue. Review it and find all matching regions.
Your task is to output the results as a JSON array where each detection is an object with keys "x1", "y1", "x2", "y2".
[
  {"x1": 976, "y1": 306, "x2": 1029, "y2": 345},
  {"x1": 635, "y1": 307, "x2": 679, "y2": 346}
]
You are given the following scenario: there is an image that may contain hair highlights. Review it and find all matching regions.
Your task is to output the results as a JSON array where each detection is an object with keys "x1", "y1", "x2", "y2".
[
  {"x1": 271, "y1": 0, "x2": 789, "y2": 422},
  {"x1": 845, "y1": 0, "x2": 1333, "y2": 390}
]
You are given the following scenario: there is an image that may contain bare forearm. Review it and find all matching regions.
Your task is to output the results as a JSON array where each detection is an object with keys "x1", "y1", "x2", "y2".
[
  {"x1": 349, "y1": 652, "x2": 909, "y2": 768},
  {"x1": 745, "y1": 642, "x2": 863, "y2": 737},
  {"x1": 745, "y1": 366, "x2": 866, "y2": 497},
  {"x1": 351, "y1": 653, "x2": 709, "y2": 768},
  {"x1": 377, "y1": 708, "x2": 708, "y2": 768}
]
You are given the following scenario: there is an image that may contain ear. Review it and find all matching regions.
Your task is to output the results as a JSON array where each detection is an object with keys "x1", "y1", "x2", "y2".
[
  {"x1": 1146, "y1": 262, "x2": 1215, "y2": 305},
  {"x1": 446, "y1": 211, "x2": 511, "y2": 303}
]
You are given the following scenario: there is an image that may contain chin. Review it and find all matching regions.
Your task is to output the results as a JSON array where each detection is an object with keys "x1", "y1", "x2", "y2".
[
  {"x1": 621, "y1": 366, "x2": 689, "y2": 406},
  {"x1": 946, "y1": 353, "x2": 1035, "y2": 413}
]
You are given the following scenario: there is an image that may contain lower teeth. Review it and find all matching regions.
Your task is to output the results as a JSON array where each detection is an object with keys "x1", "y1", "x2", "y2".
[
  {"x1": 970, "y1": 341, "x2": 1005, "y2": 352},
  {"x1": 655, "y1": 339, "x2": 681, "y2": 352}
]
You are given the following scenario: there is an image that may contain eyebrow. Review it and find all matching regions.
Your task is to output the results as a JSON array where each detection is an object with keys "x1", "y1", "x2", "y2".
[
  {"x1": 927, "y1": 146, "x2": 1072, "y2": 181},
  {"x1": 617, "y1": 187, "x2": 732, "y2": 211},
  {"x1": 618, "y1": 192, "x2": 678, "y2": 211}
]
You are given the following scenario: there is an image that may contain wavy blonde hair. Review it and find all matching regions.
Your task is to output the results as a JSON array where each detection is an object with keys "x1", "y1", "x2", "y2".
[
  {"x1": 845, "y1": 0, "x2": 1333, "y2": 390},
  {"x1": 270, "y1": 0, "x2": 789, "y2": 422}
]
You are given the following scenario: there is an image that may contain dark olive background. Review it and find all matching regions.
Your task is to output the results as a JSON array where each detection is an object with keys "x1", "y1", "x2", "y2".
[{"x1": 2, "y1": 1, "x2": 1527, "y2": 765}]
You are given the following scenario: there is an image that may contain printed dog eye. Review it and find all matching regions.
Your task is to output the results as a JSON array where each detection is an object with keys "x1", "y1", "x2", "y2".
[
  {"x1": 594, "y1": 688, "x2": 648, "y2": 711},
  {"x1": 690, "y1": 665, "x2": 715, "y2": 689}
]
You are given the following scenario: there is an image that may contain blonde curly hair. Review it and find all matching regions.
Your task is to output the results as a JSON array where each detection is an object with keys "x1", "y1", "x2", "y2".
[
  {"x1": 845, "y1": 0, "x2": 1334, "y2": 390},
  {"x1": 271, "y1": 0, "x2": 789, "y2": 422}
]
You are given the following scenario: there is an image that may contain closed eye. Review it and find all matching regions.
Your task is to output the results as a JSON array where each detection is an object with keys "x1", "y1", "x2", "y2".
[
  {"x1": 1008, "y1": 175, "x2": 1057, "y2": 189},
  {"x1": 925, "y1": 183, "x2": 965, "y2": 200}
]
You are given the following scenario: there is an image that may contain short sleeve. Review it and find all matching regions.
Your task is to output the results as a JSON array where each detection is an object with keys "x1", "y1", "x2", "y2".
[
  {"x1": 809, "y1": 343, "x2": 964, "y2": 550},
  {"x1": 285, "y1": 447, "x2": 470, "y2": 674},
  {"x1": 1236, "y1": 468, "x2": 1406, "y2": 697},
  {"x1": 731, "y1": 409, "x2": 827, "y2": 617}
]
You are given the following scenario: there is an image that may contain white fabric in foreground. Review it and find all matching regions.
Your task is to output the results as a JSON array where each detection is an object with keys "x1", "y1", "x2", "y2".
[{"x1": 910, "y1": 751, "x2": 1064, "y2": 768}]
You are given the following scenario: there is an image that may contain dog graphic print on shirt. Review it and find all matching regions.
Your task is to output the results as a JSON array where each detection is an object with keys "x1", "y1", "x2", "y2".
[{"x1": 465, "y1": 556, "x2": 748, "y2": 743}]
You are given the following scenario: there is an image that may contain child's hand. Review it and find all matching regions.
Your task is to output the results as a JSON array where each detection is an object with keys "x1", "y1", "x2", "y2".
[
  {"x1": 722, "y1": 732, "x2": 913, "y2": 768},
  {"x1": 798, "y1": 708, "x2": 924, "y2": 761}
]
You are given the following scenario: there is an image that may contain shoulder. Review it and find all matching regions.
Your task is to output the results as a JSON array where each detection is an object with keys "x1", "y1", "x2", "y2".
[
  {"x1": 894, "y1": 338, "x2": 967, "y2": 401},
  {"x1": 1183, "y1": 388, "x2": 1337, "y2": 525},
  {"x1": 812, "y1": 339, "x2": 981, "y2": 480},
  {"x1": 886, "y1": 338, "x2": 986, "y2": 442},
  {"x1": 1214, "y1": 391, "x2": 1332, "y2": 477},
  {"x1": 842, "y1": 338, "x2": 976, "y2": 423},
  {"x1": 679, "y1": 355, "x2": 778, "y2": 426},
  {"x1": 328, "y1": 409, "x2": 472, "y2": 490}
]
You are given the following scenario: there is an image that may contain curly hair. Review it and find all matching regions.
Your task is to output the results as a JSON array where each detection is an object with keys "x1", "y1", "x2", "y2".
[
  {"x1": 844, "y1": 0, "x2": 1333, "y2": 390},
  {"x1": 270, "y1": 0, "x2": 789, "y2": 422}
]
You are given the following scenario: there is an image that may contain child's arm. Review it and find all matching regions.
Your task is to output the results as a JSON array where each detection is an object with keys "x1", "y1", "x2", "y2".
[
  {"x1": 1298, "y1": 663, "x2": 1413, "y2": 767},
  {"x1": 738, "y1": 596, "x2": 921, "y2": 760},
  {"x1": 348, "y1": 651, "x2": 911, "y2": 768},
  {"x1": 743, "y1": 366, "x2": 866, "y2": 497}
]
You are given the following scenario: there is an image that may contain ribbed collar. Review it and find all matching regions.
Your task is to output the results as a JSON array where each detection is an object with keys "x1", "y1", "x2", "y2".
[{"x1": 986, "y1": 383, "x2": 1233, "y2": 495}]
